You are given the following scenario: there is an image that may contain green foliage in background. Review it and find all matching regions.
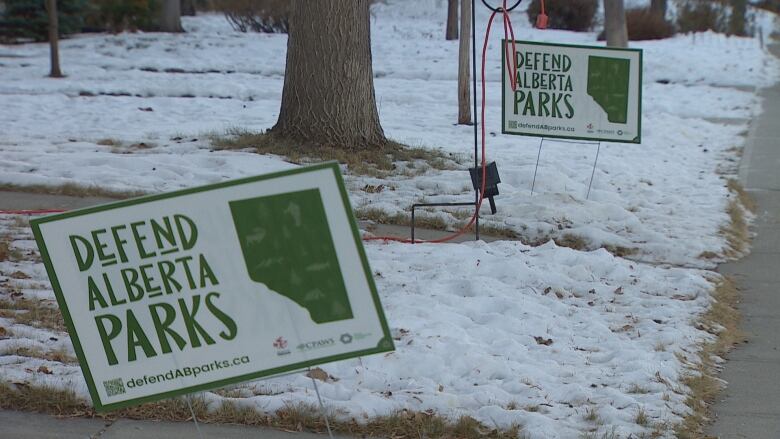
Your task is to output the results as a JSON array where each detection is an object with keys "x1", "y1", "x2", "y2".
[
  {"x1": 0, "y1": 0, "x2": 87, "y2": 41},
  {"x1": 525, "y1": 0, "x2": 598, "y2": 32},
  {"x1": 85, "y1": 0, "x2": 159, "y2": 33}
]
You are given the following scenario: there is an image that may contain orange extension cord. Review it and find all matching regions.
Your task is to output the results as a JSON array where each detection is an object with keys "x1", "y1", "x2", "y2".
[{"x1": 364, "y1": 0, "x2": 519, "y2": 244}]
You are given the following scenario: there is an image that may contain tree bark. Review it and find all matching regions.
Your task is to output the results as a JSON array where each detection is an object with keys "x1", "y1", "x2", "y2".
[
  {"x1": 729, "y1": 0, "x2": 747, "y2": 36},
  {"x1": 159, "y1": 0, "x2": 184, "y2": 32},
  {"x1": 446, "y1": 0, "x2": 458, "y2": 40},
  {"x1": 649, "y1": 0, "x2": 666, "y2": 19},
  {"x1": 46, "y1": 0, "x2": 63, "y2": 78},
  {"x1": 272, "y1": 0, "x2": 386, "y2": 149},
  {"x1": 604, "y1": 0, "x2": 628, "y2": 48},
  {"x1": 457, "y1": 0, "x2": 470, "y2": 124},
  {"x1": 181, "y1": 0, "x2": 196, "y2": 17}
]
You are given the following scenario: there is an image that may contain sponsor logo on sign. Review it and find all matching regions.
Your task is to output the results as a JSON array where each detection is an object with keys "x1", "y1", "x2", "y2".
[
  {"x1": 273, "y1": 337, "x2": 290, "y2": 356},
  {"x1": 296, "y1": 337, "x2": 335, "y2": 352}
]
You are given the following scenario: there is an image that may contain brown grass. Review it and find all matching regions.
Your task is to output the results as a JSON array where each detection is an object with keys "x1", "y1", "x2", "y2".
[
  {"x1": 355, "y1": 206, "x2": 521, "y2": 240},
  {"x1": 0, "y1": 383, "x2": 524, "y2": 438},
  {"x1": 0, "y1": 182, "x2": 144, "y2": 199},
  {"x1": 209, "y1": 128, "x2": 461, "y2": 177},
  {"x1": 0, "y1": 238, "x2": 9, "y2": 262},
  {"x1": 0, "y1": 298, "x2": 67, "y2": 332},
  {"x1": 3, "y1": 345, "x2": 77, "y2": 364},
  {"x1": 727, "y1": 179, "x2": 757, "y2": 213},
  {"x1": 554, "y1": 234, "x2": 588, "y2": 250},
  {"x1": 626, "y1": 8, "x2": 676, "y2": 41},
  {"x1": 675, "y1": 277, "x2": 744, "y2": 438}
]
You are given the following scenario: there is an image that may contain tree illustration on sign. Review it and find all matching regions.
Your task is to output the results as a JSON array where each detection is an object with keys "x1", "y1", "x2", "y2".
[
  {"x1": 229, "y1": 189, "x2": 353, "y2": 323},
  {"x1": 587, "y1": 56, "x2": 630, "y2": 124}
]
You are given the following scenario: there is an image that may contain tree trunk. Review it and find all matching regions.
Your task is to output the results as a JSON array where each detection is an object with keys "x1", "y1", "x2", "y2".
[
  {"x1": 604, "y1": 0, "x2": 628, "y2": 48},
  {"x1": 729, "y1": 0, "x2": 747, "y2": 36},
  {"x1": 46, "y1": 0, "x2": 63, "y2": 78},
  {"x1": 272, "y1": 0, "x2": 386, "y2": 149},
  {"x1": 649, "y1": 0, "x2": 666, "y2": 19},
  {"x1": 446, "y1": 0, "x2": 458, "y2": 40},
  {"x1": 457, "y1": 0, "x2": 470, "y2": 124},
  {"x1": 181, "y1": 0, "x2": 196, "y2": 17},
  {"x1": 159, "y1": 0, "x2": 184, "y2": 32}
]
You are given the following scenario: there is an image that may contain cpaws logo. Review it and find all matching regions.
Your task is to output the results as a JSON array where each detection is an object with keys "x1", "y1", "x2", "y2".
[
  {"x1": 340, "y1": 333, "x2": 353, "y2": 344},
  {"x1": 273, "y1": 336, "x2": 290, "y2": 356}
]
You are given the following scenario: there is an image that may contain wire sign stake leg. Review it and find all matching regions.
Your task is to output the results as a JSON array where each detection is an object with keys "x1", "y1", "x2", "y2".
[
  {"x1": 586, "y1": 142, "x2": 601, "y2": 200},
  {"x1": 531, "y1": 138, "x2": 545, "y2": 196},
  {"x1": 185, "y1": 394, "x2": 206, "y2": 439},
  {"x1": 309, "y1": 367, "x2": 335, "y2": 439}
]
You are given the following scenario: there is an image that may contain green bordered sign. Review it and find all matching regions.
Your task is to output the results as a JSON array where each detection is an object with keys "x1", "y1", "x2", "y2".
[
  {"x1": 502, "y1": 40, "x2": 642, "y2": 143},
  {"x1": 30, "y1": 163, "x2": 394, "y2": 411}
]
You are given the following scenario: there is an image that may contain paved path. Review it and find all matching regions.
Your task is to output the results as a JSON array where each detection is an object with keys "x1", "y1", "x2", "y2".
[
  {"x1": 708, "y1": 40, "x2": 780, "y2": 438},
  {"x1": 0, "y1": 409, "x2": 344, "y2": 438}
]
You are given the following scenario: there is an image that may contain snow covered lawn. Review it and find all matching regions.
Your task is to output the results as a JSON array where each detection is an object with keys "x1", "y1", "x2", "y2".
[{"x1": 0, "y1": 1, "x2": 777, "y2": 438}]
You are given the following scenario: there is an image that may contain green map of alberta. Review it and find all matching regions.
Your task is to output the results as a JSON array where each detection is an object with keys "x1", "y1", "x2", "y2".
[
  {"x1": 230, "y1": 189, "x2": 354, "y2": 324},
  {"x1": 587, "y1": 56, "x2": 630, "y2": 124}
]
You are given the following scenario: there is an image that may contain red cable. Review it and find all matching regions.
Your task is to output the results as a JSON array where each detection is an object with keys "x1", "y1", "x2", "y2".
[
  {"x1": 365, "y1": 3, "x2": 517, "y2": 244},
  {"x1": 3, "y1": 7, "x2": 521, "y2": 242}
]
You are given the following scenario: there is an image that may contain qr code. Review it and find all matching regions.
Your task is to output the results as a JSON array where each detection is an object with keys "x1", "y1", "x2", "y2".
[
  {"x1": 508, "y1": 120, "x2": 517, "y2": 129},
  {"x1": 103, "y1": 378, "x2": 125, "y2": 396}
]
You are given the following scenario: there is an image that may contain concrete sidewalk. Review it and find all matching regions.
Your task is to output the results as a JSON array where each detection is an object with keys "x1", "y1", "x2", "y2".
[
  {"x1": 0, "y1": 409, "x2": 343, "y2": 439},
  {"x1": 707, "y1": 42, "x2": 780, "y2": 438}
]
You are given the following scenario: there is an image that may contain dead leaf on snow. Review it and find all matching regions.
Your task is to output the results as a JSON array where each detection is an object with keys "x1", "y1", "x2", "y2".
[
  {"x1": 534, "y1": 336, "x2": 553, "y2": 346},
  {"x1": 305, "y1": 367, "x2": 337, "y2": 382}
]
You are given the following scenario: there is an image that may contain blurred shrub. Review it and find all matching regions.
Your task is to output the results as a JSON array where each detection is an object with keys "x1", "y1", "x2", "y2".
[
  {"x1": 676, "y1": 0, "x2": 727, "y2": 33},
  {"x1": 626, "y1": 7, "x2": 675, "y2": 40},
  {"x1": 676, "y1": 0, "x2": 753, "y2": 36},
  {"x1": 526, "y1": 0, "x2": 597, "y2": 32},
  {"x1": 84, "y1": 0, "x2": 159, "y2": 33},
  {"x1": 754, "y1": 0, "x2": 780, "y2": 12},
  {"x1": 0, "y1": 0, "x2": 86, "y2": 41},
  {"x1": 213, "y1": 0, "x2": 288, "y2": 33}
]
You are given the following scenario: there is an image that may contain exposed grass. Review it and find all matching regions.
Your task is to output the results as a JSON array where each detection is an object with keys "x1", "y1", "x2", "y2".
[
  {"x1": 209, "y1": 128, "x2": 462, "y2": 177},
  {"x1": 355, "y1": 206, "x2": 522, "y2": 240},
  {"x1": 96, "y1": 138, "x2": 121, "y2": 146},
  {"x1": 727, "y1": 179, "x2": 757, "y2": 213},
  {"x1": 583, "y1": 407, "x2": 600, "y2": 423},
  {"x1": 0, "y1": 238, "x2": 9, "y2": 262},
  {"x1": 627, "y1": 384, "x2": 650, "y2": 394},
  {"x1": 0, "y1": 383, "x2": 87, "y2": 415},
  {"x1": 0, "y1": 182, "x2": 144, "y2": 199},
  {"x1": 580, "y1": 427, "x2": 619, "y2": 439},
  {"x1": 2, "y1": 345, "x2": 77, "y2": 364},
  {"x1": 720, "y1": 179, "x2": 756, "y2": 258},
  {"x1": 0, "y1": 298, "x2": 67, "y2": 332},
  {"x1": 0, "y1": 383, "x2": 525, "y2": 438},
  {"x1": 553, "y1": 234, "x2": 588, "y2": 251},
  {"x1": 356, "y1": 206, "x2": 449, "y2": 232},
  {"x1": 601, "y1": 244, "x2": 638, "y2": 258},
  {"x1": 635, "y1": 407, "x2": 649, "y2": 426},
  {"x1": 675, "y1": 277, "x2": 744, "y2": 438}
]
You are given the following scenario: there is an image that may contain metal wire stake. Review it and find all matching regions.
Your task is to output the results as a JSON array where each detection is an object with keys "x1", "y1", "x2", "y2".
[
  {"x1": 586, "y1": 142, "x2": 601, "y2": 200},
  {"x1": 309, "y1": 368, "x2": 334, "y2": 439},
  {"x1": 185, "y1": 394, "x2": 206, "y2": 439},
  {"x1": 531, "y1": 138, "x2": 544, "y2": 196}
]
